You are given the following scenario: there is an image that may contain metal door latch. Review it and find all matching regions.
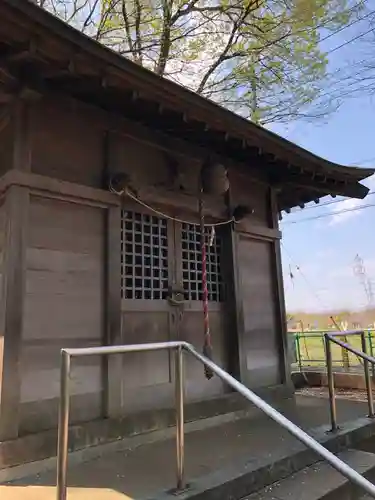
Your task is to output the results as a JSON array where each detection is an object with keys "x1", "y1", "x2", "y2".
[{"x1": 167, "y1": 285, "x2": 185, "y2": 307}]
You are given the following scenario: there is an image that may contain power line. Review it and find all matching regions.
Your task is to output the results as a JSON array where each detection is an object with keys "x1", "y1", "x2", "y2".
[
  {"x1": 262, "y1": 21, "x2": 375, "y2": 122},
  {"x1": 319, "y1": 8, "x2": 375, "y2": 45},
  {"x1": 282, "y1": 202, "x2": 375, "y2": 225},
  {"x1": 259, "y1": 2, "x2": 372, "y2": 85},
  {"x1": 327, "y1": 24, "x2": 375, "y2": 55},
  {"x1": 281, "y1": 243, "x2": 329, "y2": 310}
]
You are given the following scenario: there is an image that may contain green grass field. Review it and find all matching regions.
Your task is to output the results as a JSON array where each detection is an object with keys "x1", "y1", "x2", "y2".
[{"x1": 291, "y1": 331, "x2": 375, "y2": 368}]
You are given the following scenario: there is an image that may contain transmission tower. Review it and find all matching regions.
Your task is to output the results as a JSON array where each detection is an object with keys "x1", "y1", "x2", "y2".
[{"x1": 353, "y1": 254, "x2": 374, "y2": 306}]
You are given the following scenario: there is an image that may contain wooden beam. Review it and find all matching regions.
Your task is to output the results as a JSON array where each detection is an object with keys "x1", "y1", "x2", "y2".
[
  {"x1": 102, "y1": 131, "x2": 123, "y2": 418},
  {"x1": 234, "y1": 224, "x2": 281, "y2": 240},
  {"x1": 0, "y1": 96, "x2": 33, "y2": 439},
  {"x1": 0, "y1": 40, "x2": 37, "y2": 65},
  {"x1": 12, "y1": 99, "x2": 33, "y2": 172},
  {"x1": 0, "y1": 186, "x2": 29, "y2": 440},
  {"x1": 270, "y1": 187, "x2": 292, "y2": 389},
  {"x1": 0, "y1": 169, "x2": 120, "y2": 207},
  {"x1": 274, "y1": 171, "x2": 369, "y2": 199},
  {"x1": 23, "y1": 74, "x2": 267, "y2": 181},
  {"x1": 105, "y1": 205, "x2": 123, "y2": 417}
]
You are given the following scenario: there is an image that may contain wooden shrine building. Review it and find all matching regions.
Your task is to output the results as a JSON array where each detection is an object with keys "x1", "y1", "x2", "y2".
[{"x1": 0, "y1": 0, "x2": 373, "y2": 466}]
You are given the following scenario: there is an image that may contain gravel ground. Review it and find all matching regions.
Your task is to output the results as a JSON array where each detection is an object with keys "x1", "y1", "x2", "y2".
[{"x1": 296, "y1": 386, "x2": 369, "y2": 402}]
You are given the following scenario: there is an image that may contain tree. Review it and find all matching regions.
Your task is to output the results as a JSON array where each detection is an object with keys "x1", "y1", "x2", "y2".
[
  {"x1": 297, "y1": 6, "x2": 375, "y2": 116},
  {"x1": 36, "y1": 0, "x2": 363, "y2": 125}
]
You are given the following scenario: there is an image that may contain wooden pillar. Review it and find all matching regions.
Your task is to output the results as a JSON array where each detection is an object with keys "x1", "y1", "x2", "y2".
[
  {"x1": 102, "y1": 131, "x2": 123, "y2": 418},
  {"x1": 221, "y1": 223, "x2": 241, "y2": 381},
  {"x1": 223, "y1": 189, "x2": 246, "y2": 383},
  {"x1": 104, "y1": 206, "x2": 123, "y2": 417},
  {"x1": 269, "y1": 188, "x2": 292, "y2": 389},
  {"x1": 0, "y1": 99, "x2": 32, "y2": 439}
]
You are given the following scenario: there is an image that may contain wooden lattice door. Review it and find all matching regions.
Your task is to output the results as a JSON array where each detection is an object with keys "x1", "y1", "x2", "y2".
[
  {"x1": 120, "y1": 208, "x2": 229, "y2": 412},
  {"x1": 175, "y1": 221, "x2": 230, "y2": 401},
  {"x1": 120, "y1": 208, "x2": 176, "y2": 412}
]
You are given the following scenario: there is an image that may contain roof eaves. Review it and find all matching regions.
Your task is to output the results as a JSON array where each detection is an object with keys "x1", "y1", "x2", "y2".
[{"x1": 3, "y1": 0, "x2": 375, "y2": 185}]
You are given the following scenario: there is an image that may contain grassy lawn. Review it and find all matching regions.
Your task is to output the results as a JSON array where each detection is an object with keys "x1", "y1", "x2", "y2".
[{"x1": 291, "y1": 331, "x2": 374, "y2": 368}]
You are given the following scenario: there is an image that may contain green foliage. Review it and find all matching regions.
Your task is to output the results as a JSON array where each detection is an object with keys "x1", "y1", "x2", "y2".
[{"x1": 39, "y1": 0, "x2": 364, "y2": 124}]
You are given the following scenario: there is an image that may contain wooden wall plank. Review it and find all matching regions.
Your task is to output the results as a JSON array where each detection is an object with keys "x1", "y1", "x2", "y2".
[
  {"x1": 31, "y1": 99, "x2": 103, "y2": 187},
  {"x1": 0, "y1": 187, "x2": 29, "y2": 440},
  {"x1": 228, "y1": 168, "x2": 269, "y2": 230},
  {"x1": 19, "y1": 195, "x2": 105, "y2": 431},
  {"x1": 236, "y1": 234, "x2": 281, "y2": 388}
]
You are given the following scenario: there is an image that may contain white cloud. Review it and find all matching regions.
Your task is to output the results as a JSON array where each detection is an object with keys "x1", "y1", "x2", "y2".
[
  {"x1": 328, "y1": 173, "x2": 375, "y2": 225},
  {"x1": 282, "y1": 248, "x2": 374, "y2": 312},
  {"x1": 328, "y1": 197, "x2": 365, "y2": 225}
]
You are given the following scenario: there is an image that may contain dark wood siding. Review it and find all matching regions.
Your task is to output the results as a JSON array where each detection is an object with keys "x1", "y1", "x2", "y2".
[
  {"x1": 19, "y1": 196, "x2": 105, "y2": 433},
  {"x1": 236, "y1": 234, "x2": 281, "y2": 387},
  {"x1": 228, "y1": 169, "x2": 270, "y2": 229},
  {"x1": 31, "y1": 99, "x2": 103, "y2": 188},
  {"x1": 0, "y1": 94, "x2": 287, "y2": 437},
  {"x1": 0, "y1": 198, "x2": 5, "y2": 306},
  {"x1": 0, "y1": 118, "x2": 12, "y2": 177}
]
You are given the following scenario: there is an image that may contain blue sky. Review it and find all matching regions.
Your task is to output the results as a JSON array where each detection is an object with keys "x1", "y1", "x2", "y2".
[{"x1": 270, "y1": 7, "x2": 375, "y2": 313}]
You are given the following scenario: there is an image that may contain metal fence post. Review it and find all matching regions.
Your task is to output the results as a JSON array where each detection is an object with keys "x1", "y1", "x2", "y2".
[
  {"x1": 175, "y1": 346, "x2": 185, "y2": 490},
  {"x1": 324, "y1": 334, "x2": 338, "y2": 432},
  {"x1": 361, "y1": 331, "x2": 374, "y2": 418},
  {"x1": 369, "y1": 330, "x2": 374, "y2": 379},
  {"x1": 296, "y1": 333, "x2": 302, "y2": 372},
  {"x1": 56, "y1": 350, "x2": 71, "y2": 500}
]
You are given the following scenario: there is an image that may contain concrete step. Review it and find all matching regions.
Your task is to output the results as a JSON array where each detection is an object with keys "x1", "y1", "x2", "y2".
[
  {"x1": 5, "y1": 397, "x2": 375, "y2": 500},
  {"x1": 245, "y1": 449, "x2": 375, "y2": 500}
]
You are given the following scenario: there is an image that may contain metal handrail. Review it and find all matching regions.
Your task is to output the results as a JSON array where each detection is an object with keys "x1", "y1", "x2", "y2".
[
  {"x1": 57, "y1": 341, "x2": 375, "y2": 500},
  {"x1": 325, "y1": 331, "x2": 375, "y2": 433}
]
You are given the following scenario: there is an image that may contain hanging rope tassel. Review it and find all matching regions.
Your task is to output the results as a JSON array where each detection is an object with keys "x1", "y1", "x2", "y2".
[{"x1": 199, "y1": 192, "x2": 214, "y2": 380}]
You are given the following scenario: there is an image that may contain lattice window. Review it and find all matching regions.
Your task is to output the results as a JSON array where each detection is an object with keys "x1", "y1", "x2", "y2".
[
  {"x1": 121, "y1": 211, "x2": 169, "y2": 299},
  {"x1": 181, "y1": 223, "x2": 223, "y2": 302}
]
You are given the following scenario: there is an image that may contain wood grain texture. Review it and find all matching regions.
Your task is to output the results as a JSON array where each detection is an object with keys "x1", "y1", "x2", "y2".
[
  {"x1": 180, "y1": 310, "x2": 229, "y2": 401},
  {"x1": 12, "y1": 100, "x2": 33, "y2": 173},
  {"x1": 236, "y1": 234, "x2": 281, "y2": 388},
  {"x1": 111, "y1": 132, "x2": 226, "y2": 218},
  {"x1": 270, "y1": 188, "x2": 292, "y2": 388},
  {"x1": 31, "y1": 99, "x2": 103, "y2": 187},
  {"x1": 105, "y1": 205, "x2": 123, "y2": 417},
  {"x1": 19, "y1": 196, "x2": 105, "y2": 428},
  {"x1": 0, "y1": 187, "x2": 29, "y2": 440},
  {"x1": 228, "y1": 168, "x2": 270, "y2": 230},
  {"x1": 0, "y1": 110, "x2": 13, "y2": 177},
  {"x1": 120, "y1": 308, "x2": 174, "y2": 413},
  {"x1": 0, "y1": 169, "x2": 119, "y2": 208}
]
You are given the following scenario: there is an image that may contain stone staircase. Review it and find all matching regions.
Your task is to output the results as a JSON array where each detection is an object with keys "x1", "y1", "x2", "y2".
[
  {"x1": 2, "y1": 394, "x2": 375, "y2": 500},
  {"x1": 246, "y1": 449, "x2": 375, "y2": 500}
]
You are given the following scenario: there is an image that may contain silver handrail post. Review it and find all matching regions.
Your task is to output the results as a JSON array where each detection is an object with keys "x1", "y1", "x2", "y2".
[
  {"x1": 175, "y1": 345, "x2": 185, "y2": 490},
  {"x1": 56, "y1": 349, "x2": 71, "y2": 500},
  {"x1": 361, "y1": 331, "x2": 374, "y2": 418},
  {"x1": 324, "y1": 334, "x2": 338, "y2": 432}
]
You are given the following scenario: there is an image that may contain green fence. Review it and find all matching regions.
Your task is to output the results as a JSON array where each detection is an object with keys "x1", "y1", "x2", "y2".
[{"x1": 289, "y1": 330, "x2": 375, "y2": 372}]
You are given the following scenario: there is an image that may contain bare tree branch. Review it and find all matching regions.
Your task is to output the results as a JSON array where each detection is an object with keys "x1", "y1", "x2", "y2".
[{"x1": 155, "y1": 0, "x2": 174, "y2": 75}]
